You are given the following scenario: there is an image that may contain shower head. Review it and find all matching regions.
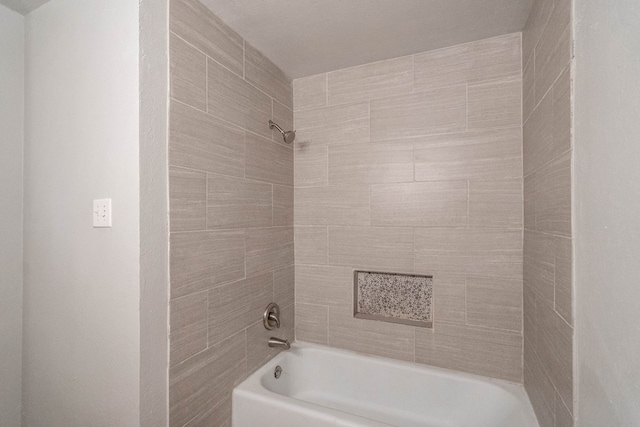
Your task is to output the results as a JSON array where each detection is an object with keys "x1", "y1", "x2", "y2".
[{"x1": 269, "y1": 120, "x2": 296, "y2": 144}]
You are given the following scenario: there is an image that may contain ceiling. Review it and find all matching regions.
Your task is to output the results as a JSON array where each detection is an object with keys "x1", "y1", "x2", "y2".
[
  {"x1": 0, "y1": 0, "x2": 50, "y2": 14},
  {"x1": 1, "y1": 0, "x2": 534, "y2": 78},
  {"x1": 201, "y1": 0, "x2": 533, "y2": 78}
]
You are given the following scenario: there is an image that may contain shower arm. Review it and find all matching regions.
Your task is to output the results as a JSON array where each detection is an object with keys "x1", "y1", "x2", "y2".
[{"x1": 269, "y1": 120, "x2": 285, "y2": 134}]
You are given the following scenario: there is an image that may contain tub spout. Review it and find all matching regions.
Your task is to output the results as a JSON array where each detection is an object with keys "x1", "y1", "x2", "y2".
[{"x1": 268, "y1": 337, "x2": 290, "y2": 350}]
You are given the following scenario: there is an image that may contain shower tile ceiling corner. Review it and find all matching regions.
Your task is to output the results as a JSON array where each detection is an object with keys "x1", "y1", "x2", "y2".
[{"x1": 199, "y1": 0, "x2": 533, "y2": 78}]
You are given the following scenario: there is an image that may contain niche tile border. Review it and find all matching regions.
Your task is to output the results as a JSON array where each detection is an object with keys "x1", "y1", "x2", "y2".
[{"x1": 353, "y1": 270, "x2": 433, "y2": 328}]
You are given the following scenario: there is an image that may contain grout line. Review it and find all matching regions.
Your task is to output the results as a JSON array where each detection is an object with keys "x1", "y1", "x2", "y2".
[
  {"x1": 523, "y1": 147, "x2": 573, "y2": 179},
  {"x1": 170, "y1": 31, "x2": 243, "y2": 79},
  {"x1": 526, "y1": 59, "x2": 572, "y2": 126},
  {"x1": 172, "y1": 98, "x2": 293, "y2": 151}
]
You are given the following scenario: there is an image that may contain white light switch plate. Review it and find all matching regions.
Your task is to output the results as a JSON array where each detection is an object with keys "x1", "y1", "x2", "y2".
[{"x1": 93, "y1": 199, "x2": 112, "y2": 228}]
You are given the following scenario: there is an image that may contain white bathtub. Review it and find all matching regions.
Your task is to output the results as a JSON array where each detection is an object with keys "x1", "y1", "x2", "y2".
[{"x1": 233, "y1": 342, "x2": 538, "y2": 427}]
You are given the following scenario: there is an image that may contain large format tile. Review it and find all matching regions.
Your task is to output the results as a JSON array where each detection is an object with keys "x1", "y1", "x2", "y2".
[
  {"x1": 328, "y1": 141, "x2": 414, "y2": 184},
  {"x1": 433, "y1": 275, "x2": 466, "y2": 324},
  {"x1": 294, "y1": 226, "x2": 328, "y2": 265},
  {"x1": 328, "y1": 56, "x2": 413, "y2": 105},
  {"x1": 206, "y1": 173, "x2": 272, "y2": 229},
  {"x1": 207, "y1": 58, "x2": 272, "y2": 139},
  {"x1": 466, "y1": 277, "x2": 522, "y2": 331},
  {"x1": 169, "y1": 331, "x2": 246, "y2": 427},
  {"x1": 524, "y1": 340, "x2": 556, "y2": 427},
  {"x1": 535, "y1": 298, "x2": 573, "y2": 413},
  {"x1": 523, "y1": 67, "x2": 571, "y2": 175},
  {"x1": 295, "y1": 265, "x2": 353, "y2": 309},
  {"x1": 328, "y1": 226, "x2": 414, "y2": 272},
  {"x1": 245, "y1": 227, "x2": 294, "y2": 276},
  {"x1": 555, "y1": 393, "x2": 575, "y2": 427},
  {"x1": 208, "y1": 272, "x2": 273, "y2": 345},
  {"x1": 170, "y1": 33, "x2": 206, "y2": 111},
  {"x1": 293, "y1": 73, "x2": 327, "y2": 111},
  {"x1": 294, "y1": 145, "x2": 328, "y2": 188},
  {"x1": 370, "y1": 85, "x2": 466, "y2": 140},
  {"x1": 523, "y1": 230, "x2": 556, "y2": 307},
  {"x1": 295, "y1": 303, "x2": 329, "y2": 345},
  {"x1": 523, "y1": 52, "x2": 535, "y2": 123},
  {"x1": 244, "y1": 41, "x2": 292, "y2": 107},
  {"x1": 468, "y1": 179, "x2": 523, "y2": 229},
  {"x1": 170, "y1": 230, "x2": 245, "y2": 299},
  {"x1": 245, "y1": 132, "x2": 293, "y2": 186},
  {"x1": 415, "y1": 229, "x2": 522, "y2": 279},
  {"x1": 295, "y1": 102, "x2": 370, "y2": 146},
  {"x1": 274, "y1": 265, "x2": 295, "y2": 308},
  {"x1": 523, "y1": 0, "x2": 554, "y2": 59},
  {"x1": 371, "y1": 181, "x2": 468, "y2": 228},
  {"x1": 554, "y1": 236, "x2": 573, "y2": 325},
  {"x1": 170, "y1": 0, "x2": 243, "y2": 76},
  {"x1": 468, "y1": 78, "x2": 522, "y2": 130},
  {"x1": 294, "y1": 185, "x2": 370, "y2": 226},
  {"x1": 170, "y1": 291, "x2": 208, "y2": 366},
  {"x1": 169, "y1": 101, "x2": 245, "y2": 177},
  {"x1": 273, "y1": 184, "x2": 294, "y2": 227},
  {"x1": 414, "y1": 128, "x2": 522, "y2": 182},
  {"x1": 414, "y1": 33, "x2": 521, "y2": 92},
  {"x1": 535, "y1": 151, "x2": 572, "y2": 237},
  {"x1": 169, "y1": 166, "x2": 206, "y2": 232},
  {"x1": 415, "y1": 322, "x2": 522, "y2": 381},
  {"x1": 523, "y1": 284, "x2": 537, "y2": 346},
  {"x1": 328, "y1": 307, "x2": 415, "y2": 362},
  {"x1": 182, "y1": 395, "x2": 232, "y2": 427},
  {"x1": 534, "y1": 0, "x2": 571, "y2": 104},
  {"x1": 524, "y1": 172, "x2": 536, "y2": 230}
]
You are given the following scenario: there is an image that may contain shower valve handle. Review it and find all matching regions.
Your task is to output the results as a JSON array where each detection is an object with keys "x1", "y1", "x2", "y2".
[{"x1": 263, "y1": 302, "x2": 281, "y2": 330}]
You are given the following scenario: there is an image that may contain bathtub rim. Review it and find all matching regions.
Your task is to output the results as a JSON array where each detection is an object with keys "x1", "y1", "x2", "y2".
[{"x1": 233, "y1": 341, "x2": 539, "y2": 426}]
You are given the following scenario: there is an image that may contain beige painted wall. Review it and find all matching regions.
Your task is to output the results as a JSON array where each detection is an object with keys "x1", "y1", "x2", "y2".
[
  {"x1": 574, "y1": 0, "x2": 640, "y2": 425},
  {"x1": 293, "y1": 33, "x2": 524, "y2": 382},
  {"x1": 167, "y1": 0, "x2": 294, "y2": 425},
  {"x1": 521, "y1": 0, "x2": 574, "y2": 425},
  {"x1": 0, "y1": 5, "x2": 24, "y2": 426}
]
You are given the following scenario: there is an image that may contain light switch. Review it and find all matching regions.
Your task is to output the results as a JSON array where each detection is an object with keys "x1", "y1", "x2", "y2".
[{"x1": 93, "y1": 199, "x2": 112, "y2": 228}]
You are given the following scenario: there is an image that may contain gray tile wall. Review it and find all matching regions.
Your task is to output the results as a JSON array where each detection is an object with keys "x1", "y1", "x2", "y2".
[
  {"x1": 168, "y1": 0, "x2": 294, "y2": 425},
  {"x1": 293, "y1": 33, "x2": 524, "y2": 382},
  {"x1": 522, "y1": 0, "x2": 574, "y2": 425}
]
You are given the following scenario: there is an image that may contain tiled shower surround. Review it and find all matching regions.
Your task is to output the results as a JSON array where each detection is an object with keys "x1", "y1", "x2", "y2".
[
  {"x1": 523, "y1": 0, "x2": 575, "y2": 425},
  {"x1": 167, "y1": 0, "x2": 573, "y2": 425},
  {"x1": 293, "y1": 33, "x2": 525, "y2": 382},
  {"x1": 168, "y1": 0, "x2": 294, "y2": 425}
]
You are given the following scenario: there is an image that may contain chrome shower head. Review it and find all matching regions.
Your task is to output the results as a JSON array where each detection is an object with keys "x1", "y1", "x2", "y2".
[{"x1": 269, "y1": 120, "x2": 296, "y2": 144}]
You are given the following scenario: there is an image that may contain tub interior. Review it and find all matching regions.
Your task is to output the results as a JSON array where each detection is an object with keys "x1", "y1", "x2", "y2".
[{"x1": 237, "y1": 344, "x2": 538, "y2": 427}]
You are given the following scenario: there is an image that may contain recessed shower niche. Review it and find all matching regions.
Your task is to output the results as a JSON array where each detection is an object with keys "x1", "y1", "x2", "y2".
[{"x1": 354, "y1": 270, "x2": 433, "y2": 328}]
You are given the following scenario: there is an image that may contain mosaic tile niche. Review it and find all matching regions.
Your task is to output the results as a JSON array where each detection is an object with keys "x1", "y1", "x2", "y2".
[{"x1": 354, "y1": 271, "x2": 433, "y2": 327}]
